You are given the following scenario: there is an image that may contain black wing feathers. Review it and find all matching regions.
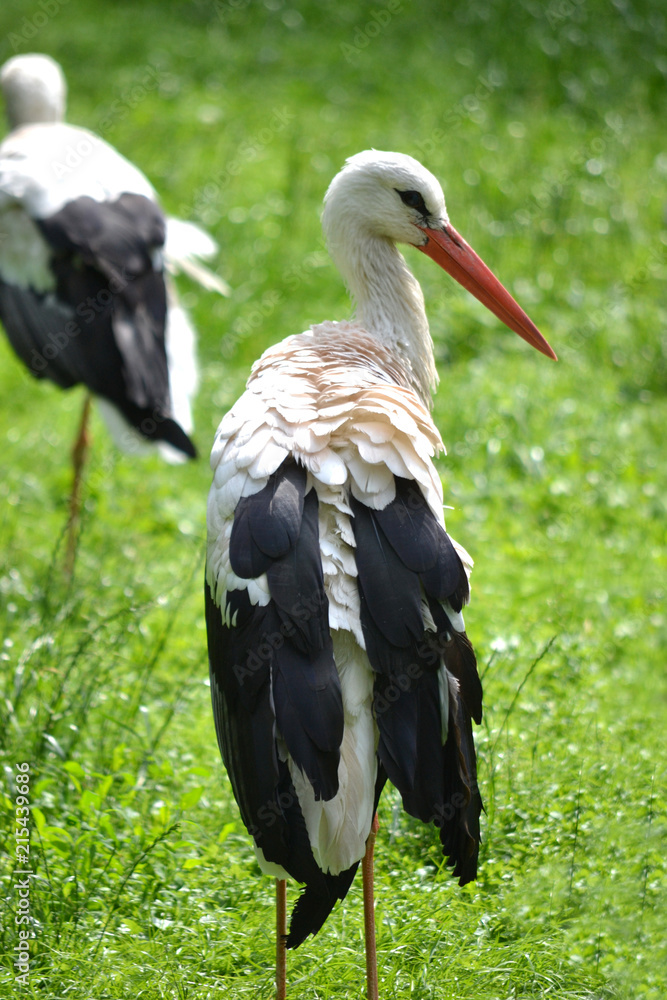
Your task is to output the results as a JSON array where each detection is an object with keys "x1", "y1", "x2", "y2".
[
  {"x1": 351, "y1": 475, "x2": 482, "y2": 885},
  {"x1": 373, "y1": 667, "x2": 445, "y2": 821},
  {"x1": 207, "y1": 461, "x2": 347, "y2": 943},
  {"x1": 0, "y1": 281, "x2": 78, "y2": 386},
  {"x1": 206, "y1": 583, "x2": 280, "y2": 851},
  {"x1": 270, "y1": 488, "x2": 343, "y2": 799},
  {"x1": 207, "y1": 605, "x2": 359, "y2": 949},
  {"x1": 38, "y1": 194, "x2": 170, "y2": 413},
  {"x1": 228, "y1": 463, "x2": 343, "y2": 796},
  {"x1": 0, "y1": 193, "x2": 195, "y2": 457},
  {"x1": 207, "y1": 460, "x2": 483, "y2": 951},
  {"x1": 38, "y1": 193, "x2": 165, "y2": 286},
  {"x1": 428, "y1": 597, "x2": 482, "y2": 724},
  {"x1": 440, "y1": 686, "x2": 482, "y2": 884},
  {"x1": 229, "y1": 461, "x2": 305, "y2": 578},
  {"x1": 348, "y1": 496, "x2": 425, "y2": 650},
  {"x1": 372, "y1": 476, "x2": 470, "y2": 612}
]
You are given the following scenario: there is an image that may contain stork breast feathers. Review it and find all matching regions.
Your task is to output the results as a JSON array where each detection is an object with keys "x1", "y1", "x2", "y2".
[{"x1": 210, "y1": 322, "x2": 449, "y2": 520}]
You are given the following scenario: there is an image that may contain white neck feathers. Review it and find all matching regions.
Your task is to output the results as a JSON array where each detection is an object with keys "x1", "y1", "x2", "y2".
[{"x1": 323, "y1": 212, "x2": 438, "y2": 406}]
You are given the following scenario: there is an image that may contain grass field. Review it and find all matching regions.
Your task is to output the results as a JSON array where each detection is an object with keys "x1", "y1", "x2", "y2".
[{"x1": 1, "y1": 1, "x2": 666, "y2": 997}]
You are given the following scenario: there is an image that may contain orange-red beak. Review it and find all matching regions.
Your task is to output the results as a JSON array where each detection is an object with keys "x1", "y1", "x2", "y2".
[{"x1": 417, "y1": 223, "x2": 557, "y2": 360}]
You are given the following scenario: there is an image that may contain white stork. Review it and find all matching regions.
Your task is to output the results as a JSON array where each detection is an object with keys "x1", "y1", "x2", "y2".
[
  {"x1": 205, "y1": 150, "x2": 556, "y2": 999},
  {"x1": 0, "y1": 53, "x2": 228, "y2": 570}
]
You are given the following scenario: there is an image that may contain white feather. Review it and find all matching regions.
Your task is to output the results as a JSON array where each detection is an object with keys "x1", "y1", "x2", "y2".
[
  {"x1": 164, "y1": 217, "x2": 230, "y2": 296},
  {"x1": 0, "y1": 122, "x2": 155, "y2": 219}
]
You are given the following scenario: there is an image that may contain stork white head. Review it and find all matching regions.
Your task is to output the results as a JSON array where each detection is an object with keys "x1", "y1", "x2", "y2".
[
  {"x1": 1, "y1": 53, "x2": 67, "y2": 129},
  {"x1": 323, "y1": 149, "x2": 556, "y2": 363},
  {"x1": 324, "y1": 150, "x2": 448, "y2": 249}
]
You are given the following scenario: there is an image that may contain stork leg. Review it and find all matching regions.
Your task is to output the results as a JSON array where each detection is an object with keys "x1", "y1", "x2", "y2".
[
  {"x1": 276, "y1": 878, "x2": 287, "y2": 1000},
  {"x1": 362, "y1": 812, "x2": 380, "y2": 1000},
  {"x1": 65, "y1": 392, "x2": 92, "y2": 578}
]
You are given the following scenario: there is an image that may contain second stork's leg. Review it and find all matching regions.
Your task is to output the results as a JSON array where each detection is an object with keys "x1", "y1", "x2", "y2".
[
  {"x1": 276, "y1": 878, "x2": 287, "y2": 1000},
  {"x1": 362, "y1": 812, "x2": 380, "y2": 1000},
  {"x1": 65, "y1": 391, "x2": 92, "y2": 578}
]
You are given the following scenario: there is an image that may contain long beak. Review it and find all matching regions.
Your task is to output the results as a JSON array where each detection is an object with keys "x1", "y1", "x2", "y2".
[{"x1": 417, "y1": 223, "x2": 557, "y2": 360}]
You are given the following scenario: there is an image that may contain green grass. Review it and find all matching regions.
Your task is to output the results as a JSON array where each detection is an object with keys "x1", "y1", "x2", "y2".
[{"x1": 1, "y1": 1, "x2": 666, "y2": 997}]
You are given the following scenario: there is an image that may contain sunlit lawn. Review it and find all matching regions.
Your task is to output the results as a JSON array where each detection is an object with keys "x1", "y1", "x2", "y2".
[{"x1": 1, "y1": 1, "x2": 666, "y2": 997}]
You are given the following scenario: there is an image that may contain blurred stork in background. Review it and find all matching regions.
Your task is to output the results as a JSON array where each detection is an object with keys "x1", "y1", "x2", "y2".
[{"x1": 0, "y1": 53, "x2": 229, "y2": 573}]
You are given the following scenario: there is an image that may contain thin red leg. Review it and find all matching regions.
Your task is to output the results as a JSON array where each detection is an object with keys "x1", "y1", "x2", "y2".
[
  {"x1": 362, "y1": 812, "x2": 380, "y2": 1000},
  {"x1": 65, "y1": 392, "x2": 92, "y2": 578},
  {"x1": 276, "y1": 878, "x2": 287, "y2": 1000}
]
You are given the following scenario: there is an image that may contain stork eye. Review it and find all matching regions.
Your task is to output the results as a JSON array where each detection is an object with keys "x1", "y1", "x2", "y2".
[{"x1": 397, "y1": 189, "x2": 429, "y2": 216}]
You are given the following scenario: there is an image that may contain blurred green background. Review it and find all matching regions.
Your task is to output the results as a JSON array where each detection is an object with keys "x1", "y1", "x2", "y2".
[{"x1": 0, "y1": 1, "x2": 665, "y2": 998}]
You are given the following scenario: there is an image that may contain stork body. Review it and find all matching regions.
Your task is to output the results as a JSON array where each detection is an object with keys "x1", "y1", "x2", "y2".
[
  {"x1": 205, "y1": 151, "x2": 555, "y2": 995},
  {"x1": 0, "y1": 54, "x2": 228, "y2": 570},
  {"x1": 0, "y1": 54, "x2": 204, "y2": 459}
]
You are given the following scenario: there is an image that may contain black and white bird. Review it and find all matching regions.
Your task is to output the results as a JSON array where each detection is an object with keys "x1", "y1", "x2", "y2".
[
  {"x1": 0, "y1": 53, "x2": 228, "y2": 566},
  {"x1": 204, "y1": 150, "x2": 556, "y2": 998}
]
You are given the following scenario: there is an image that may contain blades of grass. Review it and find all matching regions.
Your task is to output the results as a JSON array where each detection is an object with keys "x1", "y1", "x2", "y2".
[
  {"x1": 91, "y1": 822, "x2": 179, "y2": 961},
  {"x1": 490, "y1": 634, "x2": 558, "y2": 758}
]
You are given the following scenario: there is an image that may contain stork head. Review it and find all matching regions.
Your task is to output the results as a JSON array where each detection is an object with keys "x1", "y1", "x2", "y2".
[
  {"x1": 324, "y1": 150, "x2": 448, "y2": 247},
  {"x1": 323, "y1": 150, "x2": 556, "y2": 361},
  {"x1": 1, "y1": 53, "x2": 67, "y2": 129}
]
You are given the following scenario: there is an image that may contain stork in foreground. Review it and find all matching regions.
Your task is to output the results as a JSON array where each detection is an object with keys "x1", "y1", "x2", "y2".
[
  {"x1": 205, "y1": 150, "x2": 556, "y2": 998},
  {"x1": 0, "y1": 53, "x2": 229, "y2": 572}
]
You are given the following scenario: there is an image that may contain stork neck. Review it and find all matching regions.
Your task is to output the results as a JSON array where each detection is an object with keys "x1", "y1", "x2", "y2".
[
  {"x1": 4, "y1": 79, "x2": 65, "y2": 128},
  {"x1": 335, "y1": 234, "x2": 438, "y2": 405}
]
